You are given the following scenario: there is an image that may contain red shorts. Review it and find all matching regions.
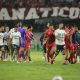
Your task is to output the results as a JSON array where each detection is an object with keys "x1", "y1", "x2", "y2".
[
  {"x1": 26, "y1": 43, "x2": 30, "y2": 48},
  {"x1": 25, "y1": 40, "x2": 31, "y2": 49},
  {"x1": 69, "y1": 43, "x2": 77, "y2": 52},
  {"x1": 46, "y1": 42, "x2": 56, "y2": 49}
]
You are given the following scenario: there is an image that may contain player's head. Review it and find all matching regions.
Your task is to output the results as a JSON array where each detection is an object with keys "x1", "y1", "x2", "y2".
[
  {"x1": 28, "y1": 26, "x2": 33, "y2": 31},
  {"x1": 59, "y1": 23, "x2": 64, "y2": 29},
  {"x1": 5, "y1": 26, "x2": 9, "y2": 32},
  {"x1": 47, "y1": 23, "x2": 54, "y2": 29},
  {"x1": 49, "y1": 24, "x2": 54, "y2": 29},
  {"x1": 14, "y1": 25, "x2": 18, "y2": 32},
  {"x1": 69, "y1": 26, "x2": 76, "y2": 35},
  {"x1": 16, "y1": 23, "x2": 19, "y2": 27},
  {"x1": 65, "y1": 24, "x2": 70, "y2": 29},
  {"x1": 65, "y1": 25, "x2": 70, "y2": 34}
]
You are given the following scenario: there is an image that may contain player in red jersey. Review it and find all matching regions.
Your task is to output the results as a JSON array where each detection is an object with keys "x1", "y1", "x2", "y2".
[
  {"x1": 63, "y1": 26, "x2": 70, "y2": 64},
  {"x1": 64, "y1": 26, "x2": 77, "y2": 64},
  {"x1": 44, "y1": 24, "x2": 56, "y2": 64},
  {"x1": 68, "y1": 27, "x2": 77, "y2": 64},
  {"x1": 40, "y1": 32, "x2": 47, "y2": 61},
  {"x1": 24, "y1": 26, "x2": 34, "y2": 62}
]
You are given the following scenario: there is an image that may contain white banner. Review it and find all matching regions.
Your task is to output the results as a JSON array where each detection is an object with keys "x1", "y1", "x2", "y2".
[{"x1": 0, "y1": 7, "x2": 80, "y2": 20}]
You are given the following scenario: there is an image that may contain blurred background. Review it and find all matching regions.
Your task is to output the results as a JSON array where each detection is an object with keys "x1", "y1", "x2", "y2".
[
  {"x1": 0, "y1": 0, "x2": 80, "y2": 31},
  {"x1": 0, "y1": 0, "x2": 80, "y2": 50}
]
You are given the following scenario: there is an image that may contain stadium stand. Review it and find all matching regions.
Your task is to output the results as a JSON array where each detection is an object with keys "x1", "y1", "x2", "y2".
[{"x1": 0, "y1": 0, "x2": 79, "y2": 8}]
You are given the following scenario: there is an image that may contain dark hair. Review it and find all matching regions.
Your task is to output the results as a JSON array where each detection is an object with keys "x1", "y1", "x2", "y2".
[
  {"x1": 49, "y1": 24, "x2": 53, "y2": 26},
  {"x1": 59, "y1": 23, "x2": 64, "y2": 29},
  {"x1": 14, "y1": 25, "x2": 18, "y2": 28},
  {"x1": 59, "y1": 22, "x2": 64, "y2": 27},
  {"x1": 28, "y1": 25, "x2": 32, "y2": 29}
]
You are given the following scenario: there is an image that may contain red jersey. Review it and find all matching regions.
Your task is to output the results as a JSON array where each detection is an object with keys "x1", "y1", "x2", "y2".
[
  {"x1": 44, "y1": 28, "x2": 54, "y2": 37},
  {"x1": 25, "y1": 30, "x2": 33, "y2": 48},
  {"x1": 44, "y1": 28, "x2": 56, "y2": 49},
  {"x1": 65, "y1": 35, "x2": 70, "y2": 49}
]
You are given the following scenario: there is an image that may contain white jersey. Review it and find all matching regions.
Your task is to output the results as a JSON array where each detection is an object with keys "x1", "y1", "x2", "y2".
[
  {"x1": 4, "y1": 32, "x2": 10, "y2": 45},
  {"x1": 0, "y1": 32, "x2": 4, "y2": 46},
  {"x1": 55, "y1": 29, "x2": 66, "y2": 45},
  {"x1": 10, "y1": 31, "x2": 21, "y2": 46}
]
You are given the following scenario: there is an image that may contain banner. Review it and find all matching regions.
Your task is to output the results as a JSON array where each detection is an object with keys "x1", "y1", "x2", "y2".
[{"x1": 0, "y1": 7, "x2": 80, "y2": 20}]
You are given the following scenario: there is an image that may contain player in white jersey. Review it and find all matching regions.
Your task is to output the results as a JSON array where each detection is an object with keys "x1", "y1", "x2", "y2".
[
  {"x1": 9, "y1": 27, "x2": 15, "y2": 60},
  {"x1": 55, "y1": 23, "x2": 66, "y2": 64},
  {"x1": 0, "y1": 26, "x2": 4, "y2": 61},
  {"x1": 10, "y1": 25, "x2": 21, "y2": 61},
  {"x1": 4, "y1": 27, "x2": 11, "y2": 61}
]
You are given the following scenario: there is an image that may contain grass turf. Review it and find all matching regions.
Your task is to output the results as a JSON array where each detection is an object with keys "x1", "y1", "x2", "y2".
[{"x1": 0, "y1": 51, "x2": 80, "y2": 80}]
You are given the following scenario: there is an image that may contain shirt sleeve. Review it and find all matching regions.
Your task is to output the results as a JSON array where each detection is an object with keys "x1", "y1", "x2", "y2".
[
  {"x1": 25, "y1": 31, "x2": 31, "y2": 41},
  {"x1": 55, "y1": 30, "x2": 58, "y2": 36},
  {"x1": 19, "y1": 32, "x2": 21, "y2": 38}
]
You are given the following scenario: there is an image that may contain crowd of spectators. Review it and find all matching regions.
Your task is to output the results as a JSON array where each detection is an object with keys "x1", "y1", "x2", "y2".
[{"x1": 0, "y1": 0, "x2": 80, "y2": 8}]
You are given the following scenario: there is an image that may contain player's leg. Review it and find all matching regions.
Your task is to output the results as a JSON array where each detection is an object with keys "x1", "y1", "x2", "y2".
[
  {"x1": 54, "y1": 45, "x2": 60, "y2": 59},
  {"x1": 77, "y1": 46, "x2": 80, "y2": 63},
  {"x1": 7, "y1": 45, "x2": 11, "y2": 61},
  {"x1": 18, "y1": 42, "x2": 25, "y2": 62},
  {"x1": 62, "y1": 48, "x2": 69, "y2": 64},
  {"x1": 69, "y1": 44, "x2": 77, "y2": 64},
  {"x1": 24, "y1": 44, "x2": 31, "y2": 62},
  {"x1": 50, "y1": 46, "x2": 56, "y2": 64},
  {"x1": 68, "y1": 50, "x2": 76, "y2": 64},
  {"x1": 7, "y1": 44, "x2": 12, "y2": 61},
  {"x1": 46, "y1": 48, "x2": 50, "y2": 64},
  {"x1": 14, "y1": 45, "x2": 19, "y2": 61},
  {"x1": 24, "y1": 41, "x2": 28, "y2": 61},
  {"x1": 0, "y1": 46, "x2": 2, "y2": 61},
  {"x1": 1, "y1": 46, "x2": 5, "y2": 61},
  {"x1": 18, "y1": 47, "x2": 24, "y2": 61},
  {"x1": 24, "y1": 48, "x2": 27, "y2": 61},
  {"x1": 12, "y1": 45, "x2": 16, "y2": 61},
  {"x1": 27, "y1": 48, "x2": 31, "y2": 61},
  {"x1": 4, "y1": 45, "x2": 9, "y2": 61},
  {"x1": 74, "y1": 44, "x2": 78, "y2": 63},
  {"x1": 60, "y1": 45, "x2": 68, "y2": 64}
]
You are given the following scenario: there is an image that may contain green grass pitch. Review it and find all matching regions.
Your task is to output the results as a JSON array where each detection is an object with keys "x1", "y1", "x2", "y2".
[{"x1": 0, "y1": 51, "x2": 80, "y2": 80}]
